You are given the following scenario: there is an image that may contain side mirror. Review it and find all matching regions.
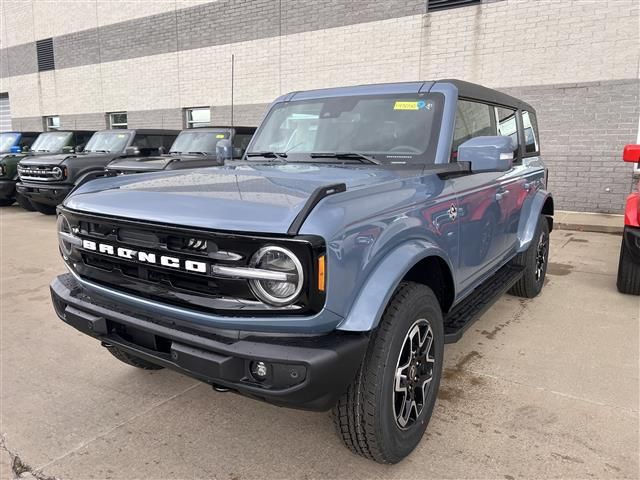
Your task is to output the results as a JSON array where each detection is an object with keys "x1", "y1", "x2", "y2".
[
  {"x1": 75, "y1": 145, "x2": 84, "y2": 153},
  {"x1": 458, "y1": 136, "x2": 514, "y2": 173},
  {"x1": 216, "y1": 139, "x2": 233, "y2": 162},
  {"x1": 10, "y1": 146, "x2": 21, "y2": 153},
  {"x1": 62, "y1": 146, "x2": 75, "y2": 154},
  {"x1": 623, "y1": 144, "x2": 640, "y2": 163},
  {"x1": 124, "y1": 146, "x2": 140, "y2": 157}
]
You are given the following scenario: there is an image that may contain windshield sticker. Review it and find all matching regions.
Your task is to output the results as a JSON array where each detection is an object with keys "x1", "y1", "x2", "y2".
[
  {"x1": 117, "y1": 134, "x2": 126, "y2": 138},
  {"x1": 216, "y1": 134, "x2": 226, "y2": 139},
  {"x1": 393, "y1": 100, "x2": 432, "y2": 111}
]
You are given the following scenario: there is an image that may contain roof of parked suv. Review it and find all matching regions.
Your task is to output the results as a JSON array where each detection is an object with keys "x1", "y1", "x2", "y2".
[
  {"x1": 190, "y1": 126, "x2": 256, "y2": 133},
  {"x1": 95, "y1": 129, "x2": 180, "y2": 135},
  {"x1": 283, "y1": 79, "x2": 535, "y2": 112}
]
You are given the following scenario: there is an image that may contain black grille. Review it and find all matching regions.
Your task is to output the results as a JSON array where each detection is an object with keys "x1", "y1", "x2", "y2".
[
  {"x1": 60, "y1": 209, "x2": 325, "y2": 316},
  {"x1": 36, "y1": 38, "x2": 55, "y2": 71},
  {"x1": 427, "y1": 0, "x2": 481, "y2": 12}
]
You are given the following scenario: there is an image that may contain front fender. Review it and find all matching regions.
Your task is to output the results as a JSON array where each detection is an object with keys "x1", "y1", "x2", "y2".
[
  {"x1": 517, "y1": 189, "x2": 553, "y2": 252},
  {"x1": 337, "y1": 239, "x2": 453, "y2": 332}
]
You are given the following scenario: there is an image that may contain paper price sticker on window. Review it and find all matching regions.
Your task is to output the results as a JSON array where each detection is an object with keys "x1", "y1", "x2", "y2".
[
  {"x1": 215, "y1": 134, "x2": 226, "y2": 139},
  {"x1": 394, "y1": 100, "x2": 431, "y2": 111}
]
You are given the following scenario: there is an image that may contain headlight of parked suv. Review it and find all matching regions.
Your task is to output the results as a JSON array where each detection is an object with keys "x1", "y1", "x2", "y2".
[
  {"x1": 248, "y1": 246, "x2": 304, "y2": 306},
  {"x1": 52, "y1": 166, "x2": 65, "y2": 180}
]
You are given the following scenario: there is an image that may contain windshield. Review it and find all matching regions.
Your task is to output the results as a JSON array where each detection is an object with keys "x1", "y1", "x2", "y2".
[
  {"x1": 248, "y1": 93, "x2": 444, "y2": 164},
  {"x1": 169, "y1": 130, "x2": 229, "y2": 154},
  {"x1": 30, "y1": 132, "x2": 72, "y2": 152},
  {"x1": 0, "y1": 133, "x2": 20, "y2": 153},
  {"x1": 84, "y1": 132, "x2": 131, "y2": 153}
]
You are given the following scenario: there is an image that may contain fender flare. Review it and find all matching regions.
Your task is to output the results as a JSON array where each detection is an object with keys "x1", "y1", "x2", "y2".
[
  {"x1": 74, "y1": 168, "x2": 111, "y2": 188},
  {"x1": 336, "y1": 239, "x2": 454, "y2": 332},
  {"x1": 517, "y1": 190, "x2": 553, "y2": 252}
]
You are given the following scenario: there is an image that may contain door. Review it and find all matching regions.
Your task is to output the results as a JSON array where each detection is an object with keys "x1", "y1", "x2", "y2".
[{"x1": 449, "y1": 100, "x2": 511, "y2": 295}]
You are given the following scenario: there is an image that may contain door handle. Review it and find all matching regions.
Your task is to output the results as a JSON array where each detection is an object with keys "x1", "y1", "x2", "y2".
[{"x1": 495, "y1": 189, "x2": 510, "y2": 201}]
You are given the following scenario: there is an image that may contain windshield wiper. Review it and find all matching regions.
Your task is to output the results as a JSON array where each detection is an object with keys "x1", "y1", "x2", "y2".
[
  {"x1": 91, "y1": 149, "x2": 109, "y2": 153},
  {"x1": 187, "y1": 151, "x2": 211, "y2": 156},
  {"x1": 169, "y1": 151, "x2": 182, "y2": 155},
  {"x1": 246, "y1": 151, "x2": 287, "y2": 160},
  {"x1": 309, "y1": 152, "x2": 381, "y2": 165}
]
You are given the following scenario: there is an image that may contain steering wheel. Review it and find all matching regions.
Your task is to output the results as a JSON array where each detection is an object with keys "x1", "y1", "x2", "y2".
[{"x1": 389, "y1": 145, "x2": 421, "y2": 154}]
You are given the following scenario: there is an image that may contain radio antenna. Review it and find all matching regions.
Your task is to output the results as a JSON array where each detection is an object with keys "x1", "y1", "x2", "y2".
[{"x1": 230, "y1": 54, "x2": 234, "y2": 128}]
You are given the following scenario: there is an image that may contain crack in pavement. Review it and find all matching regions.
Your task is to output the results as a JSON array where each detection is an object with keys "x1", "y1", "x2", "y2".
[
  {"x1": 35, "y1": 382, "x2": 201, "y2": 472},
  {"x1": 1, "y1": 435, "x2": 60, "y2": 480}
]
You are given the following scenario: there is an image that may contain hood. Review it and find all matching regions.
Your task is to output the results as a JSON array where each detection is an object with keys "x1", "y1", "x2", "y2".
[
  {"x1": 64, "y1": 163, "x2": 411, "y2": 234},
  {"x1": 106, "y1": 154, "x2": 218, "y2": 172},
  {"x1": 19, "y1": 152, "x2": 109, "y2": 166}
]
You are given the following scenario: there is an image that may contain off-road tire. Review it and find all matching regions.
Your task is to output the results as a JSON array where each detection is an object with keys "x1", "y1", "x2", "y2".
[
  {"x1": 105, "y1": 345, "x2": 164, "y2": 370},
  {"x1": 0, "y1": 198, "x2": 14, "y2": 206},
  {"x1": 31, "y1": 201, "x2": 57, "y2": 215},
  {"x1": 332, "y1": 282, "x2": 444, "y2": 464},
  {"x1": 509, "y1": 215, "x2": 550, "y2": 298},
  {"x1": 15, "y1": 194, "x2": 36, "y2": 211},
  {"x1": 616, "y1": 237, "x2": 640, "y2": 295}
]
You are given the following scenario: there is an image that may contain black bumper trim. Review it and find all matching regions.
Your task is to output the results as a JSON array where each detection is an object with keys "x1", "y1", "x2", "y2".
[
  {"x1": 50, "y1": 274, "x2": 368, "y2": 411},
  {"x1": 16, "y1": 182, "x2": 72, "y2": 205}
]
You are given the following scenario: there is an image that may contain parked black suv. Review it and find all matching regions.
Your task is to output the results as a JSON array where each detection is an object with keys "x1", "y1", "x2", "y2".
[
  {"x1": 16, "y1": 129, "x2": 178, "y2": 214},
  {"x1": 106, "y1": 127, "x2": 256, "y2": 174},
  {"x1": 1, "y1": 130, "x2": 94, "y2": 210}
]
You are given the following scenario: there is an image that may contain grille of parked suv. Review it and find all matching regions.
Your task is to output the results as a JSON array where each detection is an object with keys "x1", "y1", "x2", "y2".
[
  {"x1": 18, "y1": 164, "x2": 60, "y2": 181},
  {"x1": 60, "y1": 210, "x2": 322, "y2": 315}
]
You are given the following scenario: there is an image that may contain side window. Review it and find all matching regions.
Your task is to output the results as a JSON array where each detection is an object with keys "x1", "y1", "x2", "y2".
[
  {"x1": 161, "y1": 134, "x2": 176, "y2": 151},
  {"x1": 451, "y1": 100, "x2": 494, "y2": 159},
  {"x1": 76, "y1": 132, "x2": 93, "y2": 149},
  {"x1": 21, "y1": 134, "x2": 38, "y2": 148},
  {"x1": 521, "y1": 110, "x2": 539, "y2": 154},
  {"x1": 232, "y1": 133, "x2": 253, "y2": 158},
  {"x1": 495, "y1": 106, "x2": 519, "y2": 160}
]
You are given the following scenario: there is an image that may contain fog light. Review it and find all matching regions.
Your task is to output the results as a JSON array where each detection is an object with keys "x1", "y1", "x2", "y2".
[{"x1": 250, "y1": 361, "x2": 268, "y2": 381}]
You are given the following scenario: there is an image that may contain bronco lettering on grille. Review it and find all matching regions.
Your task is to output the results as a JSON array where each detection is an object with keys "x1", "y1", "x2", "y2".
[{"x1": 81, "y1": 239, "x2": 208, "y2": 273}]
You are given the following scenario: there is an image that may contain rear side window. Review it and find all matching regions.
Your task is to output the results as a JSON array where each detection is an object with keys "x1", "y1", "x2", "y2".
[
  {"x1": 232, "y1": 133, "x2": 253, "y2": 158},
  {"x1": 521, "y1": 110, "x2": 539, "y2": 154},
  {"x1": 75, "y1": 132, "x2": 94, "y2": 149},
  {"x1": 451, "y1": 100, "x2": 494, "y2": 159},
  {"x1": 495, "y1": 106, "x2": 519, "y2": 158}
]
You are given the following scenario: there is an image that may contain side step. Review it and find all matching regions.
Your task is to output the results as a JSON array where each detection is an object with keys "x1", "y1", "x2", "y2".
[{"x1": 444, "y1": 264, "x2": 524, "y2": 344}]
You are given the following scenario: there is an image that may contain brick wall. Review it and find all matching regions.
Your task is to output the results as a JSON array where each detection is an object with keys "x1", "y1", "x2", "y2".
[{"x1": 502, "y1": 79, "x2": 640, "y2": 213}]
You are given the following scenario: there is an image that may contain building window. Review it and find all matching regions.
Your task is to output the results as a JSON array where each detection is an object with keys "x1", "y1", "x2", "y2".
[
  {"x1": 185, "y1": 107, "x2": 211, "y2": 128},
  {"x1": 108, "y1": 112, "x2": 128, "y2": 129},
  {"x1": 427, "y1": 0, "x2": 481, "y2": 13},
  {"x1": 44, "y1": 115, "x2": 60, "y2": 131}
]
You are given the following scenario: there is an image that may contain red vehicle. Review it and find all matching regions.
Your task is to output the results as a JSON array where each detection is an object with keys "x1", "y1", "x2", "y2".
[{"x1": 617, "y1": 144, "x2": 640, "y2": 294}]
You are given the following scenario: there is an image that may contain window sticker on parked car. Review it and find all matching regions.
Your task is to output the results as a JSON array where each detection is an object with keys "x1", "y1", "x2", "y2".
[
  {"x1": 394, "y1": 100, "x2": 431, "y2": 111},
  {"x1": 117, "y1": 134, "x2": 126, "y2": 138},
  {"x1": 216, "y1": 134, "x2": 226, "y2": 139}
]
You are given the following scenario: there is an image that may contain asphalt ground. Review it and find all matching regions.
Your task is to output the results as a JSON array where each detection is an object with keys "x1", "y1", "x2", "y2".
[{"x1": 1, "y1": 205, "x2": 638, "y2": 479}]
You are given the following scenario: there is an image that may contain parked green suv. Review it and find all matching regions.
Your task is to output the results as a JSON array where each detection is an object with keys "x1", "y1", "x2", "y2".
[{"x1": 0, "y1": 130, "x2": 94, "y2": 208}]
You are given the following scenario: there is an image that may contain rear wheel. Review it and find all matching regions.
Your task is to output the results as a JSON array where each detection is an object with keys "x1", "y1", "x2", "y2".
[
  {"x1": 0, "y1": 198, "x2": 14, "y2": 206},
  {"x1": 616, "y1": 237, "x2": 640, "y2": 295},
  {"x1": 105, "y1": 345, "x2": 164, "y2": 370},
  {"x1": 15, "y1": 194, "x2": 36, "y2": 211},
  {"x1": 509, "y1": 215, "x2": 550, "y2": 298},
  {"x1": 31, "y1": 201, "x2": 57, "y2": 215},
  {"x1": 332, "y1": 282, "x2": 444, "y2": 464}
]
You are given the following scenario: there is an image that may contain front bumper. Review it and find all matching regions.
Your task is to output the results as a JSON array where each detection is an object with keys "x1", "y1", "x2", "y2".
[
  {"x1": 16, "y1": 181, "x2": 72, "y2": 205},
  {"x1": 0, "y1": 179, "x2": 16, "y2": 199},
  {"x1": 50, "y1": 273, "x2": 368, "y2": 411}
]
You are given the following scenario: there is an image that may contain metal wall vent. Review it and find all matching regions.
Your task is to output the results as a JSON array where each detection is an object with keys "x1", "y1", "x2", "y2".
[
  {"x1": 427, "y1": 0, "x2": 481, "y2": 12},
  {"x1": 36, "y1": 38, "x2": 55, "y2": 72}
]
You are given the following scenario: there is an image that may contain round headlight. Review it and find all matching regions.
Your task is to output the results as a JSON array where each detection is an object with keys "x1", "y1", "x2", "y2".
[
  {"x1": 249, "y1": 246, "x2": 304, "y2": 306},
  {"x1": 52, "y1": 166, "x2": 64, "y2": 180},
  {"x1": 57, "y1": 214, "x2": 77, "y2": 259}
]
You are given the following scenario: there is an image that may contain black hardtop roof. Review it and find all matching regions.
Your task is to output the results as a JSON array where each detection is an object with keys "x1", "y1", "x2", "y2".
[
  {"x1": 189, "y1": 126, "x2": 256, "y2": 133},
  {"x1": 438, "y1": 79, "x2": 535, "y2": 112},
  {"x1": 40, "y1": 130, "x2": 96, "y2": 134},
  {"x1": 95, "y1": 129, "x2": 180, "y2": 135},
  {"x1": 1, "y1": 131, "x2": 40, "y2": 135}
]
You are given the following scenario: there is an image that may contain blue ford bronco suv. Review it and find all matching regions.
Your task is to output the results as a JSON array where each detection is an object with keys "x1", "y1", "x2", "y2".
[{"x1": 51, "y1": 80, "x2": 553, "y2": 463}]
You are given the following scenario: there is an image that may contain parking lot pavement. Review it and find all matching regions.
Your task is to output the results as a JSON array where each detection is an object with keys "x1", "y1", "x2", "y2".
[{"x1": 1, "y1": 204, "x2": 638, "y2": 480}]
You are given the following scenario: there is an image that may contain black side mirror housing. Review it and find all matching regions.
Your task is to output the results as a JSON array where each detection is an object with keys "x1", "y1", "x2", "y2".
[
  {"x1": 216, "y1": 139, "x2": 233, "y2": 162},
  {"x1": 124, "y1": 146, "x2": 140, "y2": 157},
  {"x1": 62, "y1": 146, "x2": 75, "y2": 154}
]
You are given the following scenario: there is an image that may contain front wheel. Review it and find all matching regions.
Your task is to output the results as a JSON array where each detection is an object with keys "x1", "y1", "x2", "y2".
[
  {"x1": 15, "y1": 193, "x2": 36, "y2": 211},
  {"x1": 617, "y1": 236, "x2": 640, "y2": 295},
  {"x1": 31, "y1": 201, "x2": 57, "y2": 215},
  {"x1": 332, "y1": 282, "x2": 444, "y2": 464}
]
